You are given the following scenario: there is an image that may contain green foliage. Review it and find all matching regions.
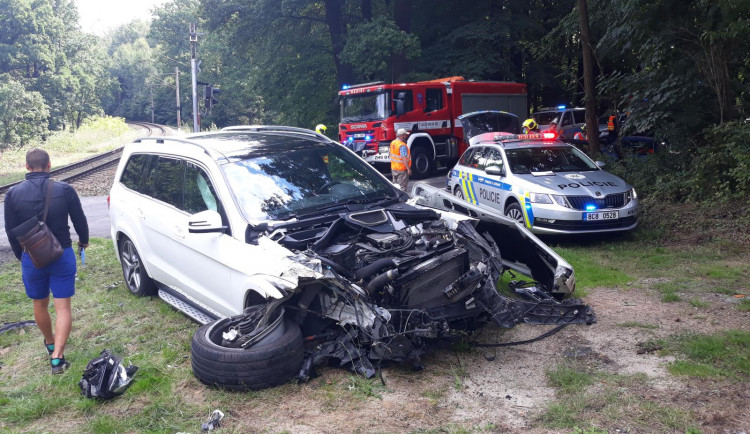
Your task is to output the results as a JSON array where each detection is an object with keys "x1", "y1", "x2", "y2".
[
  {"x1": 691, "y1": 121, "x2": 750, "y2": 200},
  {"x1": 545, "y1": 363, "x2": 595, "y2": 394},
  {"x1": 340, "y1": 16, "x2": 420, "y2": 81},
  {"x1": 0, "y1": 77, "x2": 49, "y2": 149},
  {"x1": 662, "y1": 330, "x2": 750, "y2": 380}
]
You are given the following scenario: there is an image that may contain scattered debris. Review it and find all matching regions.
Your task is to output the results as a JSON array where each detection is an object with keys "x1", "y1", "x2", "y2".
[
  {"x1": 563, "y1": 345, "x2": 593, "y2": 358},
  {"x1": 636, "y1": 342, "x2": 662, "y2": 354},
  {"x1": 79, "y1": 349, "x2": 138, "y2": 400},
  {"x1": 0, "y1": 320, "x2": 36, "y2": 335},
  {"x1": 201, "y1": 409, "x2": 224, "y2": 432}
]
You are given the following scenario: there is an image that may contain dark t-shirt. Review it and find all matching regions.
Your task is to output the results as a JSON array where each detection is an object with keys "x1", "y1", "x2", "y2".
[{"x1": 4, "y1": 172, "x2": 89, "y2": 260}]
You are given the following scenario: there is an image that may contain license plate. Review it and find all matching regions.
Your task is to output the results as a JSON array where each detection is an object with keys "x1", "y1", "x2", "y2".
[
  {"x1": 583, "y1": 211, "x2": 618, "y2": 221},
  {"x1": 373, "y1": 153, "x2": 389, "y2": 161}
]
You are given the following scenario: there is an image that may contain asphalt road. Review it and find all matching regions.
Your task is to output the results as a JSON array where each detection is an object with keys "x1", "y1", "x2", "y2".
[{"x1": 0, "y1": 171, "x2": 449, "y2": 260}]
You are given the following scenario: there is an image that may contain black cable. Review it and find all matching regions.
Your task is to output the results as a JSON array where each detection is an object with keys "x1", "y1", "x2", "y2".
[{"x1": 470, "y1": 324, "x2": 567, "y2": 348}]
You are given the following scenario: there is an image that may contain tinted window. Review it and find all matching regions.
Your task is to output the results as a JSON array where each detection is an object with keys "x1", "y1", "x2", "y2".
[
  {"x1": 152, "y1": 157, "x2": 184, "y2": 207},
  {"x1": 560, "y1": 112, "x2": 572, "y2": 126},
  {"x1": 532, "y1": 111, "x2": 559, "y2": 125},
  {"x1": 572, "y1": 110, "x2": 586, "y2": 124},
  {"x1": 120, "y1": 154, "x2": 153, "y2": 192},
  {"x1": 425, "y1": 88, "x2": 443, "y2": 112},
  {"x1": 184, "y1": 163, "x2": 218, "y2": 214}
]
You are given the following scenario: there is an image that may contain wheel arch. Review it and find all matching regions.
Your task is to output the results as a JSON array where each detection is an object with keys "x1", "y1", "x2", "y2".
[{"x1": 406, "y1": 133, "x2": 435, "y2": 157}]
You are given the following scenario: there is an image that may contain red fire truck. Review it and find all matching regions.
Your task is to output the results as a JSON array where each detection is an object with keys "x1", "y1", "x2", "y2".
[{"x1": 338, "y1": 76, "x2": 527, "y2": 178}]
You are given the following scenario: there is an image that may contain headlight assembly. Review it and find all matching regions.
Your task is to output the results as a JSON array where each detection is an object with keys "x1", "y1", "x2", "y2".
[
  {"x1": 529, "y1": 192, "x2": 553, "y2": 204},
  {"x1": 551, "y1": 195, "x2": 570, "y2": 208}
]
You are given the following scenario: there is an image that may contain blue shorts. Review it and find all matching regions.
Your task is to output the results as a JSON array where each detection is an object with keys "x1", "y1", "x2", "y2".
[{"x1": 22, "y1": 247, "x2": 77, "y2": 300}]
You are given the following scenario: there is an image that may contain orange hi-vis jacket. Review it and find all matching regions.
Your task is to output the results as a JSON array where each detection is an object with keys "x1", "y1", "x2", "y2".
[{"x1": 390, "y1": 139, "x2": 411, "y2": 171}]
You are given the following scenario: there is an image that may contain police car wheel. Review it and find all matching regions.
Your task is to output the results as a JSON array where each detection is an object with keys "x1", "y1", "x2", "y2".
[
  {"x1": 453, "y1": 186, "x2": 464, "y2": 200},
  {"x1": 191, "y1": 313, "x2": 303, "y2": 391},
  {"x1": 119, "y1": 236, "x2": 156, "y2": 296},
  {"x1": 505, "y1": 202, "x2": 525, "y2": 225}
]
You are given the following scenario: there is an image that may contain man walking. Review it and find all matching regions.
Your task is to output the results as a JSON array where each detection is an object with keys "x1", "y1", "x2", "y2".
[
  {"x1": 390, "y1": 128, "x2": 411, "y2": 191},
  {"x1": 4, "y1": 148, "x2": 89, "y2": 374}
]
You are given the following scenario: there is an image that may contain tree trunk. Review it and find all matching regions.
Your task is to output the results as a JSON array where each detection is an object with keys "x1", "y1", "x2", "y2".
[
  {"x1": 577, "y1": 0, "x2": 600, "y2": 155},
  {"x1": 391, "y1": 0, "x2": 411, "y2": 81},
  {"x1": 324, "y1": 0, "x2": 353, "y2": 86},
  {"x1": 362, "y1": 0, "x2": 372, "y2": 21}
]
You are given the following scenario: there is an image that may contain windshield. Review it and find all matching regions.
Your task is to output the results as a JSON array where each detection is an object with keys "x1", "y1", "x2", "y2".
[
  {"x1": 505, "y1": 146, "x2": 599, "y2": 174},
  {"x1": 532, "y1": 111, "x2": 560, "y2": 126},
  {"x1": 340, "y1": 91, "x2": 389, "y2": 122},
  {"x1": 222, "y1": 144, "x2": 397, "y2": 221}
]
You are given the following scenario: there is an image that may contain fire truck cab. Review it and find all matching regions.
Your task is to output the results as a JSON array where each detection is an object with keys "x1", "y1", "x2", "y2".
[{"x1": 338, "y1": 76, "x2": 527, "y2": 179}]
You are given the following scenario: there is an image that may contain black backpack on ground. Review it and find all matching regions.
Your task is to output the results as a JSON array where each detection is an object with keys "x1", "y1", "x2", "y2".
[{"x1": 79, "y1": 349, "x2": 138, "y2": 400}]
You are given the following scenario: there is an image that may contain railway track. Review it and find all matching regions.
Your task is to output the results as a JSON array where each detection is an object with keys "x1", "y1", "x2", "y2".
[{"x1": 0, "y1": 122, "x2": 169, "y2": 197}]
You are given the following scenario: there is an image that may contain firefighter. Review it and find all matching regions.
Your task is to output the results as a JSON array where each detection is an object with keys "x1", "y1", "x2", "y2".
[
  {"x1": 390, "y1": 128, "x2": 411, "y2": 191},
  {"x1": 573, "y1": 124, "x2": 588, "y2": 141},
  {"x1": 315, "y1": 124, "x2": 327, "y2": 134},
  {"x1": 522, "y1": 118, "x2": 539, "y2": 134}
]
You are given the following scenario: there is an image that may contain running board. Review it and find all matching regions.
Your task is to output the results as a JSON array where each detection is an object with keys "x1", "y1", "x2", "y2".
[{"x1": 157, "y1": 283, "x2": 221, "y2": 325}]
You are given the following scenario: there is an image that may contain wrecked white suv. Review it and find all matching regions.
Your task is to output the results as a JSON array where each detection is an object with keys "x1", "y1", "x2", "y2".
[{"x1": 109, "y1": 126, "x2": 595, "y2": 391}]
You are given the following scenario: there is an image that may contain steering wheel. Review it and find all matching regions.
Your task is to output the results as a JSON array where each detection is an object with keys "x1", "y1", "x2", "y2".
[{"x1": 317, "y1": 180, "x2": 341, "y2": 194}]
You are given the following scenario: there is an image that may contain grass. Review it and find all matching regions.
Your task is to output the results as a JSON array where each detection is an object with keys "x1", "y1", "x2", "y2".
[
  {"x1": 538, "y1": 361, "x2": 700, "y2": 432},
  {"x1": 0, "y1": 116, "x2": 139, "y2": 184},
  {"x1": 738, "y1": 299, "x2": 750, "y2": 312},
  {"x1": 660, "y1": 331, "x2": 750, "y2": 380},
  {"x1": 617, "y1": 321, "x2": 660, "y2": 329}
]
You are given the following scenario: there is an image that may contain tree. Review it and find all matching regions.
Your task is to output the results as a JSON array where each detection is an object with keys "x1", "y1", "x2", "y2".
[
  {"x1": 0, "y1": 77, "x2": 49, "y2": 149},
  {"x1": 576, "y1": 0, "x2": 600, "y2": 154}
]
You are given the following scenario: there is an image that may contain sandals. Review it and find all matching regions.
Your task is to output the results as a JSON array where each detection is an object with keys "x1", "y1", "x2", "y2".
[{"x1": 50, "y1": 356, "x2": 69, "y2": 374}]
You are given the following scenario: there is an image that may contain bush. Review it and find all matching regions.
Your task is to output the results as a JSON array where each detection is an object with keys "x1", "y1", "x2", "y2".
[{"x1": 606, "y1": 121, "x2": 750, "y2": 203}]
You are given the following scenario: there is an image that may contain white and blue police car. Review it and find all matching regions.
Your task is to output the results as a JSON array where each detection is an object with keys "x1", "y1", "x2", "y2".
[{"x1": 446, "y1": 132, "x2": 638, "y2": 234}]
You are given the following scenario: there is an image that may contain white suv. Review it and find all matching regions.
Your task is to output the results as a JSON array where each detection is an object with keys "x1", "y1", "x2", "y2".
[{"x1": 109, "y1": 126, "x2": 594, "y2": 391}]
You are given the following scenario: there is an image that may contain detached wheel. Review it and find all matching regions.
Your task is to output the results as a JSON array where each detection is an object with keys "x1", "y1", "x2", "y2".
[
  {"x1": 119, "y1": 236, "x2": 155, "y2": 296},
  {"x1": 410, "y1": 146, "x2": 434, "y2": 180},
  {"x1": 191, "y1": 310, "x2": 303, "y2": 391},
  {"x1": 505, "y1": 202, "x2": 525, "y2": 225}
]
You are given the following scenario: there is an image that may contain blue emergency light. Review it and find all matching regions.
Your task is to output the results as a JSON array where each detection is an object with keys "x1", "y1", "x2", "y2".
[
  {"x1": 557, "y1": 105, "x2": 566, "y2": 109},
  {"x1": 342, "y1": 84, "x2": 350, "y2": 90},
  {"x1": 586, "y1": 205, "x2": 597, "y2": 211},
  {"x1": 365, "y1": 135, "x2": 372, "y2": 141}
]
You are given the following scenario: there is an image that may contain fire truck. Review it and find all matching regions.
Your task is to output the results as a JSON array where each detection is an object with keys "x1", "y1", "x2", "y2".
[{"x1": 338, "y1": 76, "x2": 527, "y2": 178}]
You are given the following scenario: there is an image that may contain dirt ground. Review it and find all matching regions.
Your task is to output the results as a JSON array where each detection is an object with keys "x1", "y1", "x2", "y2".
[{"x1": 207, "y1": 282, "x2": 748, "y2": 433}]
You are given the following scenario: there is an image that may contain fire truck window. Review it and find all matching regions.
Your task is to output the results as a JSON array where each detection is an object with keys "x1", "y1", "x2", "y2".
[
  {"x1": 393, "y1": 90, "x2": 413, "y2": 113},
  {"x1": 425, "y1": 88, "x2": 444, "y2": 112}
]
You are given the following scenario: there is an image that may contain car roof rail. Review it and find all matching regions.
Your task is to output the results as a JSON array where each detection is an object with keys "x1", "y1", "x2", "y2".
[
  {"x1": 220, "y1": 125, "x2": 329, "y2": 141},
  {"x1": 133, "y1": 137, "x2": 229, "y2": 161}
]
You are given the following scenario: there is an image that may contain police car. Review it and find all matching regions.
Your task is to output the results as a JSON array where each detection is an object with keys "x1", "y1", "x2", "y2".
[{"x1": 446, "y1": 132, "x2": 638, "y2": 234}]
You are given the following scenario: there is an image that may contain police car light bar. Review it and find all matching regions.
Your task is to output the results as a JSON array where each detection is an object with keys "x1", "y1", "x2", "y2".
[{"x1": 494, "y1": 132, "x2": 557, "y2": 142}]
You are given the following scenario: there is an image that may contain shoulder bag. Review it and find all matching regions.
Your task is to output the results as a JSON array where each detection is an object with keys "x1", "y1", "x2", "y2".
[{"x1": 11, "y1": 180, "x2": 64, "y2": 268}]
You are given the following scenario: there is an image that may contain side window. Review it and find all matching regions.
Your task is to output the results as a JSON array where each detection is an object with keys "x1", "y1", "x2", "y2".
[
  {"x1": 485, "y1": 149, "x2": 504, "y2": 170},
  {"x1": 468, "y1": 147, "x2": 487, "y2": 170},
  {"x1": 560, "y1": 112, "x2": 573, "y2": 127},
  {"x1": 152, "y1": 157, "x2": 184, "y2": 208},
  {"x1": 393, "y1": 89, "x2": 414, "y2": 113},
  {"x1": 119, "y1": 154, "x2": 152, "y2": 192},
  {"x1": 425, "y1": 88, "x2": 444, "y2": 112},
  {"x1": 573, "y1": 110, "x2": 586, "y2": 124},
  {"x1": 459, "y1": 148, "x2": 476, "y2": 166},
  {"x1": 184, "y1": 163, "x2": 218, "y2": 214}
]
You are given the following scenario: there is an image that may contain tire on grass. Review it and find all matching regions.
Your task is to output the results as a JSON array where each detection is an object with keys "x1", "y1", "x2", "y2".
[{"x1": 191, "y1": 316, "x2": 303, "y2": 391}]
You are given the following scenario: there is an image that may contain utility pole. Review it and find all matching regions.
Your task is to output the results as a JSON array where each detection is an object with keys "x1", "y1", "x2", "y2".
[
  {"x1": 190, "y1": 23, "x2": 199, "y2": 132},
  {"x1": 150, "y1": 85, "x2": 155, "y2": 123},
  {"x1": 577, "y1": 0, "x2": 601, "y2": 155},
  {"x1": 175, "y1": 67, "x2": 181, "y2": 129}
]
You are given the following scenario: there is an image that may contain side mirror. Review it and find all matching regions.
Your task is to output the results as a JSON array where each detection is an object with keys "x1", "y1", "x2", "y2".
[
  {"x1": 485, "y1": 166, "x2": 504, "y2": 176},
  {"x1": 188, "y1": 210, "x2": 227, "y2": 234},
  {"x1": 595, "y1": 161, "x2": 606, "y2": 168}
]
